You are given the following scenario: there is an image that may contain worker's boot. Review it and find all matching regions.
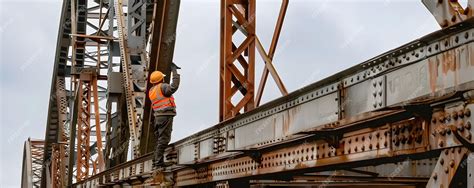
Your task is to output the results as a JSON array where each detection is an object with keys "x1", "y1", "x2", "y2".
[{"x1": 144, "y1": 168, "x2": 165, "y2": 185}]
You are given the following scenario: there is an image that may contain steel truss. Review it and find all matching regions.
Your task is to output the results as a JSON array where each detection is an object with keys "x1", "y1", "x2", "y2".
[
  {"x1": 21, "y1": 0, "x2": 180, "y2": 186},
  {"x1": 73, "y1": 17, "x2": 474, "y2": 188},
  {"x1": 220, "y1": 0, "x2": 288, "y2": 121},
  {"x1": 23, "y1": 0, "x2": 474, "y2": 188},
  {"x1": 21, "y1": 139, "x2": 45, "y2": 188}
]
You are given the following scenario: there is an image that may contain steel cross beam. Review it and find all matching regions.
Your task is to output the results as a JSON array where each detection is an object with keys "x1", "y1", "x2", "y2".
[{"x1": 255, "y1": 0, "x2": 289, "y2": 107}]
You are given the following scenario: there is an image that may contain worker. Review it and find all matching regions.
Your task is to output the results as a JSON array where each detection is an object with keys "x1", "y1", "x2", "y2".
[{"x1": 148, "y1": 63, "x2": 180, "y2": 171}]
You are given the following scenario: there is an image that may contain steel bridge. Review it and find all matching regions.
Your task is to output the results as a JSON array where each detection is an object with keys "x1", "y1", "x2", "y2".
[{"x1": 20, "y1": 0, "x2": 474, "y2": 187}]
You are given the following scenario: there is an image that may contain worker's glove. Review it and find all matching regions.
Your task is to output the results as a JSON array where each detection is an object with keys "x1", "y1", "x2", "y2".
[{"x1": 171, "y1": 62, "x2": 181, "y2": 70}]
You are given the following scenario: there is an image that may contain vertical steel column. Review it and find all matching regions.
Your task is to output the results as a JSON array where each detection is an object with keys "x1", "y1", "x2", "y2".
[
  {"x1": 50, "y1": 77, "x2": 68, "y2": 187},
  {"x1": 75, "y1": 72, "x2": 93, "y2": 181},
  {"x1": 127, "y1": 0, "x2": 149, "y2": 157},
  {"x1": 220, "y1": 0, "x2": 256, "y2": 121}
]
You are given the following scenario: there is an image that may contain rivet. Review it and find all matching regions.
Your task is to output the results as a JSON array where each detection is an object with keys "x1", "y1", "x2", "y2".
[
  {"x1": 439, "y1": 140, "x2": 444, "y2": 147},
  {"x1": 416, "y1": 134, "x2": 423, "y2": 144},
  {"x1": 440, "y1": 129, "x2": 446, "y2": 136},
  {"x1": 446, "y1": 114, "x2": 452, "y2": 122},
  {"x1": 440, "y1": 158, "x2": 444, "y2": 165},
  {"x1": 433, "y1": 173, "x2": 438, "y2": 180},
  {"x1": 465, "y1": 109, "x2": 471, "y2": 117},
  {"x1": 466, "y1": 122, "x2": 471, "y2": 130}
]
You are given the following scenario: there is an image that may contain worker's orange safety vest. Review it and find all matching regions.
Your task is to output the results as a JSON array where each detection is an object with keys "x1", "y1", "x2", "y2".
[{"x1": 149, "y1": 84, "x2": 176, "y2": 112}]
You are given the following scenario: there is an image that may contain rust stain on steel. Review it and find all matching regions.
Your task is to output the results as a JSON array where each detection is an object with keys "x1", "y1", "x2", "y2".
[
  {"x1": 440, "y1": 50, "x2": 457, "y2": 75},
  {"x1": 428, "y1": 48, "x2": 463, "y2": 93},
  {"x1": 283, "y1": 111, "x2": 290, "y2": 136},
  {"x1": 428, "y1": 56, "x2": 440, "y2": 93}
]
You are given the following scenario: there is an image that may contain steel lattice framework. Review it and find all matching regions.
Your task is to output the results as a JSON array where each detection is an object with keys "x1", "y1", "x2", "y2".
[{"x1": 20, "y1": 0, "x2": 474, "y2": 188}]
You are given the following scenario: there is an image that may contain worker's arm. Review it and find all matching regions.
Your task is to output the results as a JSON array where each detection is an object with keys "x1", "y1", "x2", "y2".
[{"x1": 161, "y1": 68, "x2": 180, "y2": 97}]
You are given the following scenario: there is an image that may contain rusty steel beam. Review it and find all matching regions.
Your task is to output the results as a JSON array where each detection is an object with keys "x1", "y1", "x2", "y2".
[
  {"x1": 220, "y1": 0, "x2": 256, "y2": 121},
  {"x1": 75, "y1": 72, "x2": 93, "y2": 181}
]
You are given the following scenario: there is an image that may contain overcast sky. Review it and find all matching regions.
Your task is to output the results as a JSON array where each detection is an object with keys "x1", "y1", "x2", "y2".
[{"x1": 0, "y1": 0, "x2": 441, "y2": 187}]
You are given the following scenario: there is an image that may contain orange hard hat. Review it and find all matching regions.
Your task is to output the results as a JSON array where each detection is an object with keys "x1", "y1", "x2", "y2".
[{"x1": 150, "y1": 71, "x2": 166, "y2": 84}]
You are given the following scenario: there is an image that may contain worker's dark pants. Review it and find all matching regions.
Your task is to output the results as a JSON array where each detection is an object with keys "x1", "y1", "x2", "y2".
[{"x1": 152, "y1": 115, "x2": 173, "y2": 168}]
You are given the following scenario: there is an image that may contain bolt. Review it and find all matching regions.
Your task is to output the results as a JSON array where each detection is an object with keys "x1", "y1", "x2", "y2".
[
  {"x1": 407, "y1": 135, "x2": 413, "y2": 144},
  {"x1": 361, "y1": 145, "x2": 365, "y2": 151},
  {"x1": 458, "y1": 124, "x2": 464, "y2": 132},
  {"x1": 433, "y1": 173, "x2": 438, "y2": 180},
  {"x1": 369, "y1": 144, "x2": 373, "y2": 149},
  {"x1": 466, "y1": 122, "x2": 471, "y2": 130},
  {"x1": 440, "y1": 158, "x2": 444, "y2": 165},
  {"x1": 393, "y1": 127, "x2": 399, "y2": 135},
  {"x1": 453, "y1": 113, "x2": 458, "y2": 120},
  {"x1": 376, "y1": 132, "x2": 380, "y2": 138},
  {"x1": 416, "y1": 134, "x2": 423, "y2": 144},
  {"x1": 439, "y1": 116, "x2": 445, "y2": 123},
  {"x1": 401, "y1": 135, "x2": 407, "y2": 144},
  {"x1": 376, "y1": 143, "x2": 380, "y2": 149},
  {"x1": 439, "y1": 140, "x2": 444, "y2": 147},
  {"x1": 465, "y1": 109, "x2": 471, "y2": 117},
  {"x1": 458, "y1": 111, "x2": 464, "y2": 119},
  {"x1": 445, "y1": 166, "x2": 449, "y2": 173},
  {"x1": 446, "y1": 128, "x2": 452, "y2": 135},
  {"x1": 440, "y1": 129, "x2": 446, "y2": 136},
  {"x1": 449, "y1": 160, "x2": 455, "y2": 168},
  {"x1": 394, "y1": 137, "x2": 400, "y2": 146},
  {"x1": 432, "y1": 118, "x2": 437, "y2": 124}
]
